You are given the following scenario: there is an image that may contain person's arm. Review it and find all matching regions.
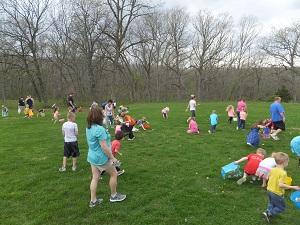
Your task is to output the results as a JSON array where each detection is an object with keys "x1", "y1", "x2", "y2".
[
  {"x1": 115, "y1": 150, "x2": 123, "y2": 156},
  {"x1": 99, "y1": 140, "x2": 118, "y2": 164},
  {"x1": 234, "y1": 156, "x2": 248, "y2": 164},
  {"x1": 185, "y1": 103, "x2": 190, "y2": 112},
  {"x1": 279, "y1": 182, "x2": 300, "y2": 190},
  {"x1": 280, "y1": 112, "x2": 285, "y2": 122}
]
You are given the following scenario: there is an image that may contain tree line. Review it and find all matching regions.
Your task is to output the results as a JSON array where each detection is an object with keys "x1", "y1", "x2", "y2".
[{"x1": 1, "y1": 0, "x2": 300, "y2": 105}]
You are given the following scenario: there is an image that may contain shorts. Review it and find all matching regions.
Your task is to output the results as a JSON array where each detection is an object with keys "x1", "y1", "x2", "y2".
[
  {"x1": 255, "y1": 166, "x2": 271, "y2": 180},
  {"x1": 273, "y1": 121, "x2": 285, "y2": 131},
  {"x1": 190, "y1": 110, "x2": 196, "y2": 117},
  {"x1": 91, "y1": 159, "x2": 114, "y2": 171},
  {"x1": 64, "y1": 141, "x2": 80, "y2": 158}
]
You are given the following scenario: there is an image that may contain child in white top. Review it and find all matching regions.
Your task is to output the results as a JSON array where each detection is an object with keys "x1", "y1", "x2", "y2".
[
  {"x1": 162, "y1": 107, "x2": 169, "y2": 119},
  {"x1": 59, "y1": 112, "x2": 80, "y2": 171},
  {"x1": 255, "y1": 152, "x2": 277, "y2": 187}
]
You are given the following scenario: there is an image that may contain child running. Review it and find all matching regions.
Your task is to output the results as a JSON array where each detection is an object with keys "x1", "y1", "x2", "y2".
[
  {"x1": 234, "y1": 148, "x2": 266, "y2": 185},
  {"x1": 53, "y1": 107, "x2": 59, "y2": 124},
  {"x1": 262, "y1": 152, "x2": 300, "y2": 223},
  {"x1": 208, "y1": 110, "x2": 218, "y2": 133},
  {"x1": 225, "y1": 105, "x2": 236, "y2": 124},
  {"x1": 255, "y1": 152, "x2": 277, "y2": 187},
  {"x1": 59, "y1": 112, "x2": 80, "y2": 171}
]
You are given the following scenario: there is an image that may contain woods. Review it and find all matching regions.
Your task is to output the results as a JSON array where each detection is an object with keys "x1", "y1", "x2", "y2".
[{"x1": 1, "y1": 0, "x2": 300, "y2": 104}]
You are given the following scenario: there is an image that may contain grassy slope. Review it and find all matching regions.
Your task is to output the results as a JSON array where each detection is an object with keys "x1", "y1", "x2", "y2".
[{"x1": 0, "y1": 101, "x2": 299, "y2": 225}]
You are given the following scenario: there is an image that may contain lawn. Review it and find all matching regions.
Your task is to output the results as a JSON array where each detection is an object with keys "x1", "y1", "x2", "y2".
[{"x1": 0, "y1": 101, "x2": 299, "y2": 225}]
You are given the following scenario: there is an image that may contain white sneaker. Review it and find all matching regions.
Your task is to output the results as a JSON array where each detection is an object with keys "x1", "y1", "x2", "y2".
[
  {"x1": 247, "y1": 142, "x2": 254, "y2": 147},
  {"x1": 270, "y1": 133, "x2": 279, "y2": 141},
  {"x1": 117, "y1": 170, "x2": 125, "y2": 176},
  {"x1": 237, "y1": 177, "x2": 246, "y2": 185},
  {"x1": 236, "y1": 126, "x2": 239, "y2": 130}
]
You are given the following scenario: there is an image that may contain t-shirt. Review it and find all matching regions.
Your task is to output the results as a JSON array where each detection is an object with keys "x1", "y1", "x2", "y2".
[
  {"x1": 237, "y1": 101, "x2": 247, "y2": 112},
  {"x1": 240, "y1": 111, "x2": 247, "y2": 120},
  {"x1": 270, "y1": 102, "x2": 285, "y2": 122},
  {"x1": 258, "y1": 157, "x2": 276, "y2": 169},
  {"x1": 209, "y1": 114, "x2": 218, "y2": 125},
  {"x1": 62, "y1": 121, "x2": 78, "y2": 142},
  {"x1": 86, "y1": 125, "x2": 111, "y2": 166},
  {"x1": 189, "y1": 99, "x2": 196, "y2": 111},
  {"x1": 19, "y1": 99, "x2": 25, "y2": 106},
  {"x1": 115, "y1": 125, "x2": 122, "y2": 134},
  {"x1": 68, "y1": 95, "x2": 74, "y2": 107},
  {"x1": 189, "y1": 120, "x2": 199, "y2": 132},
  {"x1": 105, "y1": 104, "x2": 114, "y2": 116},
  {"x1": 244, "y1": 153, "x2": 264, "y2": 175},
  {"x1": 227, "y1": 108, "x2": 235, "y2": 117},
  {"x1": 111, "y1": 140, "x2": 120, "y2": 156},
  {"x1": 26, "y1": 98, "x2": 33, "y2": 108},
  {"x1": 267, "y1": 167, "x2": 287, "y2": 196},
  {"x1": 124, "y1": 115, "x2": 135, "y2": 126}
]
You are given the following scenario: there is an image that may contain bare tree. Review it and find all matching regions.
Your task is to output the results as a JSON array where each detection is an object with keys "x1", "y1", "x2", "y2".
[
  {"x1": 260, "y1": 22, "x2": 300, "y2": 101},
  {"x1": 0, "y1": 0, "x2": 51, "y2": 104}
]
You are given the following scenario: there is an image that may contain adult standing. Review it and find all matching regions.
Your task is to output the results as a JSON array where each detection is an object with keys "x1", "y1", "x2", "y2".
[
  {"x1": 185, "y1": 95, "x2": 200, "y2": 123},
  {"x1": 18, "y1": 97, "x2": 25, "y2": 115},
  {"x1": 104, "y1": 99, "x2": 114, "y2": 129},
  {"x1": 25, "y1": 95, "x2": 34, "y2": 110},
  {"x1": 86, "y1": 108, "x2": 126, "y2": 208},
  {"x1": 68, "y1": 93, "x2": 76, "y2": 113},
  {"x1": 236, "y1": 97, "x2": 247, "y2": 130},
  {"x1": 270, "y1": 97, "x2": 285, "y2": 141}
]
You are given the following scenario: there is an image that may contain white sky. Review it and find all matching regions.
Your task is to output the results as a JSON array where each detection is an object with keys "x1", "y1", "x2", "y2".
[{"x1": 157, "y1": 0, "x2": 300, "y2": 31}]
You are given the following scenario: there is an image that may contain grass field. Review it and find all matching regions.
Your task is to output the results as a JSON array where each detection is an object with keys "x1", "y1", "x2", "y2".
[{"x1": 0, "y1": 101, "x2": 299, "y2": 225}]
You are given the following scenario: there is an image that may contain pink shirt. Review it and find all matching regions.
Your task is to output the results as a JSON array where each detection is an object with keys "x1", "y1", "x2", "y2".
[
  {"x1": 189, "y1": 120, "x2": 199, "y2": 133},
  {"x1": 237, "y1": 101, "x2": 247, "y2": 112},
  {"x1": 111, "y1": 140, "x2": 120, "y2": 156},
  {"x1": 227, "y1": 108, "x2": 235, "y2": 117},
  {"x1": 115, "y1": 125, "x2": 122, "y2": 134},
  {"x1": 240, "y1": 111, "x2": 247, "y2": 120}
]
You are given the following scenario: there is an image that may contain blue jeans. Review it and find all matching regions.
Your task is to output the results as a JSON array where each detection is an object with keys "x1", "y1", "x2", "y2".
[
  {"x1": 236, "y1": 111, "x2": 241, "y2": 127},
  {"x1": 267, "y1": 190, "x2": 286, "y2": 217},
  {"x1": 240, "y1": 120, "x2": 245, "y2": 129},
  {"x1": 210, "y1": 125, "x2": 216, "y2": 133},
  {"x1": 106, "y1": 115, "x2": 114, "y2": 129}
]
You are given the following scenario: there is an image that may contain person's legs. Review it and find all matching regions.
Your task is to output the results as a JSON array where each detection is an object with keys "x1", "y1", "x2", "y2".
[
  {"x1": 128, "y1": 125, "x2": 134, "y2": 139},
  {"x1": 236, "y1": 111, "x2": 241, "y2": 128},
  {"x1": 90, "y1": 165, "x2": 101, "y2": 202},
  {"x1": 106, "y1": 116, "x2": 110, "y2": 129},
  {"x1": 105, "y1": 165, "x2": 118, "y2": 196},
  {"x1": 267, "y1": 191, "x2": 286, "y2": 217},
  {"x1": 72, "y1": 157, "x2": 77, "y2": 170},
  {"x1": 237, "y1": 172, "x2": 248, "y2": 185},
  {"x1": 62, "y1": 156, "x2": 67, "y2": 168},
  {"x1": 109, "y1": 116, "x2": 114, "y2": 128},
  {"x1": 262, "y1": 178, "x2": 267, "y2": 187}
]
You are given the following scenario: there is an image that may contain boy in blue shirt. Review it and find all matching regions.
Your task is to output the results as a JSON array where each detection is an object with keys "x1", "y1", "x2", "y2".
[{"x1": 208, "y1": 110, "x2": 218, "y2": 133}]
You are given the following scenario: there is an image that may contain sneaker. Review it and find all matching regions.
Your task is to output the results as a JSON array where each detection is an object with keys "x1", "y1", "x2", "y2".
[
  {"x1": 236, "y1": 126, "x2": 239, "y2": 130},
  {"x1": 59, "y1": 166, "x2": 66, "y2": 171},
  {"x1": 117, "y1": 170, "x2": 125, "y2": 176},
  {"x1": 110, "y1": 193, "x2": 126, "y2": 202},
  {"x1": 89, "y1": 198, "x2": 103, "y2": 208},
  {"x1": 72, "y1": 166, "x2": 77, "y2": 171},
  {"x1": 128, "y1": 138, "x2": 134, "y2": 141},
  {"x1": 208, "y1": 130, "x2": 211, "y2": 134},
  {"x1": 247, "y1": 142, "x2": 254, "y2": 147},
  {"x1": 263, "y1": 211, "x2": 271, "y2": 223},
  {"x1": 237, "y1": 177, "x2": 247, "y2": 185},
  {"x1": 270, "y1": 133, "x2": 279, "y2": 141}
]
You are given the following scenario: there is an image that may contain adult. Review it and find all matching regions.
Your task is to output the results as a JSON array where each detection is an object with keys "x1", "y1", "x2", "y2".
[
  {"x1": 185, "y1": 95, "x2": 200, "y2": 123},
  {"x1": 86, "y1": 107, "x2": 126, "y2": 208},
  {"x1": 18, "y1": 97, "x2": 25, "y2": 115},
  {"x1": 104, "y1": 99, "x2": 114, "y2": 129},
  {"x1": 270, "y1": 97, "x2": 285, "y2": 141},
  {"x1": 68, "y1": 93, "x2": 76, "y2": 113},
  {"x1": 236, "y1": 97, "x2": 247, "y2": 130},
  {"x1": 25, "y1": 95, "x2": 34, "y2": 110}
]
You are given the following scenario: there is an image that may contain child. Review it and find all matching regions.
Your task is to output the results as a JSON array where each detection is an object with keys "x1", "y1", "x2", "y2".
[
  {"x1": 120, "y1": 112, "x2": 135, "y2": 140},
  {"x1": 208, "y1": 110, "x2": 218, "y2": 133},
  {"x1": 187, "y1": 117, "x2": 200, "y2": 134},
  {"x1": 37, "y1": 109, "x2": 45, "y2": 117},
  {"x1": 137, "y1": 117, "x2": 149, "y2": 130},
  {"x1": 105, "y1": 99, "x2": 114, "y2": 129},
  {"x1": 101, "y1": 131, "x2": 126, "y2": 177},
  {"x1": 24, "y1": 104, "x2": 33, "y2": 119},
  {"x1": 234, "y1": 148, "x2": 266, "y2": 185},
  {"x1": 2, "y1": 105, "x2": 8, "y2": 117},
  {"x1": 115, "y1": 120, "x2": 122, "y2": 134},
  {"x1": 262, "y1": 152, "x2": 300, "y2": 223},
  {"x1": 90, "y1": 101, "x2": 98, "y2": 109},
  {"x1": 162, "y1": 107, "x2": 169, "y2": 119},
  {"x1": 225, "y1": 105, "x2": 236, "y2": 124},
  {"x1": 59, "y1": 112, "x2": 80, "y2": 171},
  {"x1": 237, "y1": 108, "x2": 247, "y2": 130},
  {"x1": 246, "y1": 120, "x2": 266, "y2": 147},
  {"x1": 290, "y1": 136, "x2": 300, "y2": 167},
  {"x1": 53, "y1": 107, "x2": 59, "y2": 124},
  {"x1": 255, "y1": 152, "x2": 277, "y2": 187}
]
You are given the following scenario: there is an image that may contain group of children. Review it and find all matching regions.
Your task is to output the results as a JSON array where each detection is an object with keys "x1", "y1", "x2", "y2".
[{"x1": 233, "y1": 148, "x2": 300, "y2": 223}]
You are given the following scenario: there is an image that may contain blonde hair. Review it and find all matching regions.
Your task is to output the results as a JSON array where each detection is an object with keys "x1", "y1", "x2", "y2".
[
  {"x1": 274, "y1": 152, "x2": 289, "y2": 164},
  {"x1": 269, "y1": 152, "x2": 276, "y2": 158},
  {"x1": 212, "y1": 110, "x2": 216, "y2": 114},
  {"x1": 256, "y1": 148, "x2": 266, "y2": 156},
  {"x1": 226, "y1": 105, "x2": 233, "y2": 111},
  {"x1": 67, "y1": 112, "x2": 75, "y2": 119}
]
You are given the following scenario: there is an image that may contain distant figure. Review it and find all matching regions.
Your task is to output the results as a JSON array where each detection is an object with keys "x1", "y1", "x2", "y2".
[
  {"x1": 37, "y1": 109, "x2": 45, "y2": 117},
  {"x1": 25, "y1": 95, "x2": 34, "y2": 110},
  {"x1": 270, "y1": 97, "x2": 285, "y2": 141},
  {"x1": 137, "y1": 117, "x2": 149, "y2": 130},
  {"x1": 236, "y1": 97, "x2": 247, "y2": 130},
  {"x1": 185, "y1": 95, "x2": 200, "y2": 123},
  {"x1": 105, "y1": 100, "x2": 114, "y2": 130},
  {"x1": 18, "y1": 97, "x2": 25, "y2": 115},
  {"x1": 161, "y1": 107, "x2": 169, "y2": 119},
  {"x1": 225, "y1": 105, "x2": 236, "y2": 124},
  {"x1": 2, "y1": 105, "x2": 8, "y2": 117},
  {"x1": 187, "y1": 117, "x2": 200, "y2": 134},
  {"x1": 237, "y1": 108, "x2": 247, "y2": 130},
  {"x1": 90, "y1": 101, "x2": 98, "y2": 109},
  {"x1": 208, "y1": 110, "x2": 218, "y2": 134},
  {"x1": 68, "y1": 93, "x2": 76, "y2": 113},
  {"x1": 59, "y1": 112, "x2": 80, "y2": 172},
  {"x1": 53, "y1": 107, "x2": 60, "y2": 124}
]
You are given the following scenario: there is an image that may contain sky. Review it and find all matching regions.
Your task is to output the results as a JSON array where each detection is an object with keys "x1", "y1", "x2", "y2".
[{"x1": 157, "y1": 0, "x2": 300, "y2": 31}]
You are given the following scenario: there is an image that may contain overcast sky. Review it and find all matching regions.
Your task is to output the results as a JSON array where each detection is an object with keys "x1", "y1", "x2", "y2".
[{"x1": 157, "y1": 0, "x2": 300, "y2": 31}]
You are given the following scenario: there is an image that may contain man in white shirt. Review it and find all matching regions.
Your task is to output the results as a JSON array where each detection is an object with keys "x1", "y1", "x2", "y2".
[{"x1": 185, "y1": 95, "x2": 200, "y2": 123}]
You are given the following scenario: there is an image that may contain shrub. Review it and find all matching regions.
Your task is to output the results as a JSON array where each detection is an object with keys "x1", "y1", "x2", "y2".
[{"x1": 275, "y1": 85, "x2": 293, "y2": 102}]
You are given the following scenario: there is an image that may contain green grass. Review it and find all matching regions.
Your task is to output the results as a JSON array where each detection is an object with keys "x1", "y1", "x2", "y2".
[{"x1": 0, "y1": 101, "x2": 299, "y2": 225}]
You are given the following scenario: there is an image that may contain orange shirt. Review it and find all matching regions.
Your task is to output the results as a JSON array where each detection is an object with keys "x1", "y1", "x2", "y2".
[{"x1": 124, "y1": 115, "x2": 135, "y2": 126}]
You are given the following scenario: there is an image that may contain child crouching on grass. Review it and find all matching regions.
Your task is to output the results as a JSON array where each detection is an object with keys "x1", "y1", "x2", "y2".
[
  {"x1": 255, "y1": 152, "x2": 276, "y2": 187},
  {"x1": 234, "y1": 148, "x2": 266, "y2": 185},
  {"x1": 187, "y1": 117, "x2": 201, "y2": 134},
  {"x1": 262, "y1": 152, "x2": 300, "y2": 223},
  {"x1": 59, "y1": 112, "x2": 80, "y2": 171}
]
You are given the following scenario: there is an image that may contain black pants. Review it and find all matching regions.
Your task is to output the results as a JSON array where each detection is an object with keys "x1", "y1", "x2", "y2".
[{"x1": 122, "y1": 124, "x2": 134, "y2": 139}]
